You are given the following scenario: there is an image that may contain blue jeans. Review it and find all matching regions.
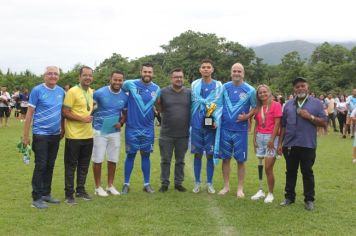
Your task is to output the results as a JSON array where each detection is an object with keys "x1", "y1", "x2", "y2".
[{"x1": 31, "y1": 134, "x2": 61, "y2": 201}]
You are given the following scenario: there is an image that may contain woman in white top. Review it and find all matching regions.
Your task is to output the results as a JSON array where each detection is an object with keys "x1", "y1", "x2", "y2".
[{"x1": 336, "y1": 95, "x2": 347, "y2": 138}]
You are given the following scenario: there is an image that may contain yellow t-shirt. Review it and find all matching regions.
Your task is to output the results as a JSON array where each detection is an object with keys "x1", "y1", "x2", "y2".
[{"x1": 63, "y1": 86, "x2": 93, "y2": 139}]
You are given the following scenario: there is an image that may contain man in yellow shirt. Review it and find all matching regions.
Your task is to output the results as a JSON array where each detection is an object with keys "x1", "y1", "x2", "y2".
[
  {"x1": 62, "y1": 66, "x2": 94, "y2": 205},
  {"x1": 325, "y1": 94, "x2": 338, "y2": 132}
]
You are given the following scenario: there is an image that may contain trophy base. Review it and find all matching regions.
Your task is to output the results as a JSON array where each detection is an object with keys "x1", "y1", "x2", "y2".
[{"x1": 204, "y1": 117, "x2": 215, "y2": 128}]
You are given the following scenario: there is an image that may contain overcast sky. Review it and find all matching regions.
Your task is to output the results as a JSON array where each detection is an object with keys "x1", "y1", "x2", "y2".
[{"x1": 1, "y1": 0, "x2": 356, "y2": 74}]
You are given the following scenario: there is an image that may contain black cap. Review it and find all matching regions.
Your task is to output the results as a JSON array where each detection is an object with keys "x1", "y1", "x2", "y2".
[{"x1": 292, "y1": 77, "x2": 307, "y2": 86}]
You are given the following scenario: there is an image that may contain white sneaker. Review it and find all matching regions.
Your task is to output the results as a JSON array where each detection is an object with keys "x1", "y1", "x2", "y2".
[
  {"x1": 95, "y1": 186, "x2": 109, "y2": 197},
  {"x1": 192, "y1": 182, "x2": 201, "y2": 193},
  {"x1": 264, "y1": 192, "x2": 274, "y2": 203},
  {"x1": 207, "y1": 183, "x2": 216, "y2": 194},
  {"x1": 106, "y1": 186, "x2": 120, "y2": 195},
  {"x1": 251, "y1": 190, "x2": 265, "y2": 200}
]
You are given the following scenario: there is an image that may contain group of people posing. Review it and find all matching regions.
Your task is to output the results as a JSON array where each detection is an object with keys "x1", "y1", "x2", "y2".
[{"x1": 24, "y1": 59, "x2": 354, "y2": 212}]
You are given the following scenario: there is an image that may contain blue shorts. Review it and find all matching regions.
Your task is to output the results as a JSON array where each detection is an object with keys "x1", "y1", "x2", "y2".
[
  {"x1": 125, "y1": 127, "x2": 154, "y2": 154},
  {"x1": 219, "y1": 129, "x2": 248, "y2": 162},
  {"x1": 190, "y1": 127, "x2": 216, "y2": 155},
  {"x1": 256, "y1": 133, "x2": 279, "y2": 158}
]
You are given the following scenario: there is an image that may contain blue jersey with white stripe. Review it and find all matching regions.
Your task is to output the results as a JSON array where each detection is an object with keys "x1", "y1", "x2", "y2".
[
  {"x1": 191, "y1": 80, "x2": 218, "y2": 129},
  {"x1": 29, "y1": 84, "x2": 65, "y2": 135},
  {"x1": 93, "y1": 86, "x2": 128, "y2": 131},
  {"x1": 122, "y1": 79, "x2": 160, "y2": 129},
  {"x1": 221, "y1": 81, "x2": 256, "y2": 131}
]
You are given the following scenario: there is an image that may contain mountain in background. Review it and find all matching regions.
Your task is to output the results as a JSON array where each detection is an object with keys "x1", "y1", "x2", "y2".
[{"x1": 251, "y1": 40, "x2": 356, "y2": 65}]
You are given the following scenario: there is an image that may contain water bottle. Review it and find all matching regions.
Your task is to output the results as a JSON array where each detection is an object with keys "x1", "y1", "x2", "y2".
[{"x1": 23, "y1": 154, "x2": 30, "y2": 165}]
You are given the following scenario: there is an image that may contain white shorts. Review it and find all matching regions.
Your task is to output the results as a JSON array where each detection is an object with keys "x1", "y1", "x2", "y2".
[{"x1": 92, "y1": 130, "x2": 121, "y2": 163}]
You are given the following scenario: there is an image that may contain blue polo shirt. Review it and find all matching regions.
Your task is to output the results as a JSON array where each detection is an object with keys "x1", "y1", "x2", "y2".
[
  {"x1": 29, "y1": 84, "x2": 65, "y2": 135},
  {"x1": 281, "y1": 96, "x2": 327, "y2": 149}
]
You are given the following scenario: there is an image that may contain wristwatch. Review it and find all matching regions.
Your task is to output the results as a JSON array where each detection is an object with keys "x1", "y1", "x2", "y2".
[{"x1": 310, "y1": 115, "x2": 315, "y2": 121}]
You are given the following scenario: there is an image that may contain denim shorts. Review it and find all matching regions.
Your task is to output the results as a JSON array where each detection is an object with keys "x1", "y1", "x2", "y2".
[{"x1": 256, "y1": 133, "x2": 279, "y2": 158}]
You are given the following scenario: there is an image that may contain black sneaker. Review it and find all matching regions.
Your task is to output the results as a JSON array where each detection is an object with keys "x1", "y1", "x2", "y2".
[
  {"x1": 143, "y1": 184, "x2": 154, "y2": 193},
  {"x1": 159, "y1": 185, "x2": 168, "y2": 192},
  {"x1": 174, "y1": 185, "x2": 187, "y2": 192},
  {"x1": 42, "y1": 195, "x2": 60, "y2": 204},
  {"x1": 280, "y1": 198, "x2": 294, "y2": 207},
  {"x1": 304, "y1": 201, "x2": 314, "y2": 211},
  {"x1": 121, "y1": 184, "x2": 130, "y2": 194},
  {"x1": 75, "y1": 192, "x2": 92, "y2": 201},
  {"x1": 64, "y1": 196, "x2": 77, "y2": 205}
]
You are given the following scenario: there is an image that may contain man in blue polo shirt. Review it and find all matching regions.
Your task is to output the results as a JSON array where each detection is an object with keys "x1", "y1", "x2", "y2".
[
  {"x1": 278, "y1": 77, "x2": 327, "y2": 211},
  {"x1": 92, "y1": 70, "x2": 128, "y2": 197},
  {"x1": 121, "y1": 63, "x2": 160, "y2": 194},
  {"x1": 23, "y1": 66, "x2": 65, "y2": 209}
]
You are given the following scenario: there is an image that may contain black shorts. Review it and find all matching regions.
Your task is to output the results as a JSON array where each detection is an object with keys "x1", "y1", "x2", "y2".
[
  {"x1": 21, "y1": 107, "x2": 28, "y2": 115},
  {"x1": 0, "y1": 107, "x2": 10, "y2": 118}
]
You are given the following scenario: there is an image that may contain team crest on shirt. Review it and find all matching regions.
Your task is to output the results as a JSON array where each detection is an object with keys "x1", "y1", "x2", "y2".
[
  {"x1": 239, "y1": 92, "x2": 247, "y2": 100},
  {"x1": 151, "y1": 91, "x2": 156, "y2": 98},
  {"x1": 41, "y1": 94, "x2": 49, "y2": 99}
]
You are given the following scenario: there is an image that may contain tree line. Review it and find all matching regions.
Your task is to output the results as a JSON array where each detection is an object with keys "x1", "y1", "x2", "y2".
[{"x1": 1, "y1": 30, "x2": 356, "y2": 96}]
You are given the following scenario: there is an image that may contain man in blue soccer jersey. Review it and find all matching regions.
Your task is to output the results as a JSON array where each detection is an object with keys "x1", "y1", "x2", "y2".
[
  {"x1": 91, "y1": 70, "x2": 128, "y2": 197},
  {"x1": 218, "y1": 63, "x2": 256, "y2": 198},
  {"x1": 191, "y1": 59, "x2": 223, "y2": 194},
  {"x1": 23, "y1": 66, "x2": 65, "y2": 209},
  {"x1": 121, "y1": 63, "x2": 160, "y2": 194}
]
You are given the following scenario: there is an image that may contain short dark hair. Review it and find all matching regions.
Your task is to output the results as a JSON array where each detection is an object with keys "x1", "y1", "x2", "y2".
[
  {"x1": 79, "y1": 66, "x2": 93, "y2": 76},
  {"x1": 200, "y1": 58, "x2": 214, "y2": 66},
  {"x1": 111, "y1": 70, "x2": 124, "y2": 78},
  {"x1": 141, "y1": 62, "x2": 154, "y2": 71},
  {"x1": 169, "y1": 68, "x2": 184, "y2": 76}
]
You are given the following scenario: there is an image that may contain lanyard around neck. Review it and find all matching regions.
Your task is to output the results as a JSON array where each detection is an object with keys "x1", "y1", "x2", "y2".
[
  {"x1": 297, "y1": 95, "x2": 308, "y2": 108},
  {"x1": 261, "y1": 104, "x2": 269, "y2": 127},
  {"x1": 78, "y1": 84, "x2": 91, "y2": 111}
]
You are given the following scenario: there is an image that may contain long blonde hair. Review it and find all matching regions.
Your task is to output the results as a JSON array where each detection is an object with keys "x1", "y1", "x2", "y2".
[{"x1": 256, "y1": 84, "x2": 273, "y2": 111}]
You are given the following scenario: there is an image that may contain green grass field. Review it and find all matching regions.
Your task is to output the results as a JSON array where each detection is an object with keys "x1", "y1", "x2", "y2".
[{"x1": 1, "y1": 117, "x2": 355, "y2": 235}]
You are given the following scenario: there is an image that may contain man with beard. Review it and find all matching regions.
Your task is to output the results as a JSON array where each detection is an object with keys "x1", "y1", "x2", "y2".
[
  {"x1": 91, "y1": 70, "x2": 128, "y2": 196},
  {"x1": 121, "y1": 63, "x2": 160, "y2": 194},
  {"x1": 278, "y1": 77, "x2": 327, "y2": 211},
  {"x1": 218, "y1": 63, "x2": 256, "y2": 198},
  {"x1": 62, "y1": 66, "x2": 94, "y2": 205}
]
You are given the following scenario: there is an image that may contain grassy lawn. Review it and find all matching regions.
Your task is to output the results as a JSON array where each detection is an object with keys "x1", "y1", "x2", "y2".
[{"x1": 0, "y1": 116, "x2": 355, "y2": 235}]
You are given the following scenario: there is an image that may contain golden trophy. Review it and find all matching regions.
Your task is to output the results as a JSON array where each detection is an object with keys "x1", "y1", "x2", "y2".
[{"x1": 204, "y1": 103, "x2": 216, "y2": 128}]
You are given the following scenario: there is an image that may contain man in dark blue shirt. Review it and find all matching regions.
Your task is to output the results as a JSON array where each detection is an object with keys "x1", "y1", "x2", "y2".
[{"x1": 278, "y1": 77, "x2": 327, "y2": 211}]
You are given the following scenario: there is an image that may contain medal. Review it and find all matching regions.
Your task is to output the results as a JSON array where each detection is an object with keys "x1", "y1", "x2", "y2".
[
  {"x1": 261, "y1": 105, "x2": 268, "y2": 129},
  {"x1": 297, "y1": 95, "x2": 308, "y2": 114}
]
